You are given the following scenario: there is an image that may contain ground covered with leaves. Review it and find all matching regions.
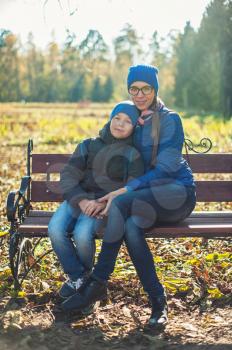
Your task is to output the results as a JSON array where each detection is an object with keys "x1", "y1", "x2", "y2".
[
  {"x1": 0, "y1": 103, "x2": 232, "y2": 349},
  {"x1": 0, "y1": 239, "x2": 232, "y2": 349}
]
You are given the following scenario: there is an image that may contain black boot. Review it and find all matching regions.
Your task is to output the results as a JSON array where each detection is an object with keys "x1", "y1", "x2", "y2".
[
  {"x1": 61, "y1": 275, "x2": 107, "y2": 312},
  {"x1": 149, "y1": 295, "x2": 168, "y2": 328}
]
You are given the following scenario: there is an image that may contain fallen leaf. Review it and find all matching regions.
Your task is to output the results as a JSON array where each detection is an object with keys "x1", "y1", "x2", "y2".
[
  {"x1": 182, "y1": 323, "x2": 198, "y2": 331},
  {"x1": 122, "y1": 305, "x2": 131, "y2": 318}
]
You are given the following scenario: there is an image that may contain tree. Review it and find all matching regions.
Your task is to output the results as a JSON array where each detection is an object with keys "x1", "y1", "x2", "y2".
[
  {"x1": 0, "y1": 30, "x2": 21, "y2": 101},
  {"x1": 91, "y1": 77, "x2": 103, "y2": 102},
  {"x1": 174, "y1": 22, "x2": 197, "y2": 109},
  {"x1": 149, "y1": 31, "x2": 166, "y2": 68},
  {"x1": 173, "y1": 0, "x2": 232, "y2": 115},
  {"x1": 148, "y1": 31, "x2": 177, "y2": 105},
  {"x1": 79, "y1": 29, "x2": 108, "y2": 62},
  {"x1": 113, "y1": 24, "x2": 142, "y2": 99},
  {"x1": 102, "y1": 76, "x2": 114, "y2": 102},
  {"x1": 23, "y1": 33, "x2": 47, "y2": 101},
  {"x1": 60, "y1": 31, "x2": 82, "y2": 101},
  {"x1": 113, "y1": 24, "x2": 142, "y2": 66},
  {"x1": 70, "y1": 74, "x2": 87, "y2": 101},
  {"x1": 45, "y1": 38, "x2": 61, "y2": 101},
  {"x1": 0, "y1": 29, "x2": 11, "y2": 47}
]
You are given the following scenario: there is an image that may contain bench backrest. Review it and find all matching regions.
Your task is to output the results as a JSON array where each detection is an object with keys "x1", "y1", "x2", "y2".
[{"x1": 30, "y1": 154, "x2": 232, "y2": 203}]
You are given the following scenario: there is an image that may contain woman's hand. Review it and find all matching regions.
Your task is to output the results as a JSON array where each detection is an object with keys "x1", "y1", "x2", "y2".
[
  {"x1": 88, "y1": 201, "x2": 106, "y2": 218},
  {"x1": 78, "y1": 199, "x2": 91, "y2": 214},
  {"x1": 98, "y1": 187, "x2": 128, "y2": 216},
  {"x1": 79, "y1": 199, "x2": 106, "y2": 217}
]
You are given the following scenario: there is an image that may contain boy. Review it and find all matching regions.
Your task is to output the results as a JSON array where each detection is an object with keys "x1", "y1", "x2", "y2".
[{"x1": 48, "y1": 101, "x2": 144, "y2": 299}]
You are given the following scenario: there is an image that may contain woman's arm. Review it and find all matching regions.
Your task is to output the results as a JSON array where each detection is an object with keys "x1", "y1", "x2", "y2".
[{"x1": 126, "y1": 113, "x2": 185, "y2": 191}]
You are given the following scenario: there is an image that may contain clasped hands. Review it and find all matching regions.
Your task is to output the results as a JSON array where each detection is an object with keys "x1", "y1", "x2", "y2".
[{"x1": 79, "y1": 187, "x2": 127, "y2": 218}]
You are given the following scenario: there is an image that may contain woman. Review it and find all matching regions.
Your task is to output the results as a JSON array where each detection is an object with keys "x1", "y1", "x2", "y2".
[{"x1": 61, "y1": 64, "x2": 196, "y2": 328}]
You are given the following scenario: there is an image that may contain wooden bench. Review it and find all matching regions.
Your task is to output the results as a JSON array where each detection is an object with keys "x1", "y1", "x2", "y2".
[{"x1": 6, "y1": 139, "x2": 232, "y2": 289}]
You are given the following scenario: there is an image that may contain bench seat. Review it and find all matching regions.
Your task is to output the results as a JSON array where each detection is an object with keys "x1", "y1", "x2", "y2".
[{"x1": 18, "y1": 210, "x2": 232, "y2": 238}]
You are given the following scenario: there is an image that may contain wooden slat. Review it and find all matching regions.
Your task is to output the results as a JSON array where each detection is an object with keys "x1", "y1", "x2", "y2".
[
  {"x1": 28, "y1": 210, "x2": 54, "y2": 217},
  {"x1": 27, "y1": 210, "x2": 232, "y2": 219},
  {"x1": 190, "y1": 211, "x2": 232, "y2": 218},
  {"x1": 21, "y1": 212, "x2": 232, "y2": 226},
  {"x1": 31, "y1": 154, "x2": 232, "y2": 174},
  {"x1": 195, "y1": 181, "x2": 232, "y2": 201},
  {"x1": 20, "y1": 216, "x2": 232, "y2": 228},
  {"x1": 147, "y1": 225, "x2": 232, "y2": 237},
  {"x1": 18, "y1": 225, "x2": 48, "y2": 234},
  {"x1": 32, "y1": 154, "x2": 70, "y2": 173},
  {"x1": 18, "y1": 214, "x2": 232, "y2": 237},
  {"x1": 182, "y1": 154, "x2": 232, "y2": 173},
  {"x1": 20, "y1": 216, "x2": 52, "y2": 225},
  {"x1": 31, "y1": 180, "x2": 232, "y2": 202},
  {"x1": 31, "y1": 181, "x2": 63, "y2": 202}
]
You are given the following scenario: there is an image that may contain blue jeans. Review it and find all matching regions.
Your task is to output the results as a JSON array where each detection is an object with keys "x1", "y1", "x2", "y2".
[
  {"x1": 93, "y1": 184, "x2": 196, "y2": 299},
  {"x1": 48, "y1": 201, "x2": 105, "y2": 281}
]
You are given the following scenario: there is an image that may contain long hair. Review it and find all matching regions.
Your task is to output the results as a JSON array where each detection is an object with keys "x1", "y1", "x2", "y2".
[{"x1": 149, "y1": 96, "x2": 163, "y2": 167}]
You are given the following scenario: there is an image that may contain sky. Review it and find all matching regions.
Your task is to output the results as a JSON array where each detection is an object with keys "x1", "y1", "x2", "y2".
[{"x1": 0, "y1": 0, "x2": 212, "y2": 49}]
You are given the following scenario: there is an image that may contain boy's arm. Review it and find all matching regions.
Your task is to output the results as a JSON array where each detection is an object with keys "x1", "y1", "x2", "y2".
[{"x1": 60, "y1": 139, "x2": 95, "y2": 206}]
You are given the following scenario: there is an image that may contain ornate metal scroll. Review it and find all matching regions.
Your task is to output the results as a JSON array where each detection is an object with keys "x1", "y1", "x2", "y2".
[{"x1": 184, "y1": 138, "x2": 212, "y2": 154}]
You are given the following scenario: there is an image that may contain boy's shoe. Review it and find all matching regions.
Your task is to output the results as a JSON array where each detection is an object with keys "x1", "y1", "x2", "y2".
[
  {"x1": 59, "y1": 276, "x2": 86, "y2": 299},
  {"x1": 61, "y1": 275, "x2": 107, "y2": 312},
  {"x1": 149, "y1": 295, "x2": 168, "y2": 328}
]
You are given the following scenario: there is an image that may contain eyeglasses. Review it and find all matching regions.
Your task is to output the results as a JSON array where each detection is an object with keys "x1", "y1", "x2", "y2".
[{"x1": 128, "y1": 85, "x2": 154, "y2": 96}]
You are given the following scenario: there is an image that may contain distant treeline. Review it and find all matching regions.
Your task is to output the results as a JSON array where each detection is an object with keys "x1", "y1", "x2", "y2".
[{"x1": 0, "y1": 0, "x2": 231, "y2": 118}]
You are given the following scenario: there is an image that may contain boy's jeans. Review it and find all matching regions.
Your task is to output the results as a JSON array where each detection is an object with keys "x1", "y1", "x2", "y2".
[{"x1": 48, "y1": 201, "x2": 105, "y2": 281}]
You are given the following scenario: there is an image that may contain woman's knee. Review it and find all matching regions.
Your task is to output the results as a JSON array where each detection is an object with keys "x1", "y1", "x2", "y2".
[
  {"x1": 124, "y1": 217, "x2": 142, "y2": 243},
  {"x1": 108, "y1": 194, "x2": 130, "y2": 219}
]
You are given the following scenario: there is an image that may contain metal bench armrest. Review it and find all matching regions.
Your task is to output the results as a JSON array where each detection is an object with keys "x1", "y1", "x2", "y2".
[
  {"x1": 19, "y1": 176, "x2": 31, "y2": 196},
  {"x1": 6, "y1": 176, "x2": 31, "y2": 222}
]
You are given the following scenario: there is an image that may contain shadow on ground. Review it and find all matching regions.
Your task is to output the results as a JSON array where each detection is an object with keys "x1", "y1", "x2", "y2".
[{"x1": 0, "y1": 293, "x2": 231, "y2": 350}]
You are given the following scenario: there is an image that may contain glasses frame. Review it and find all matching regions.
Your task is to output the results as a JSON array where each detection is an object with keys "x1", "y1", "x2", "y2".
[{"x1": 128, "y1": 85, "x2": 154, "y2": 96}]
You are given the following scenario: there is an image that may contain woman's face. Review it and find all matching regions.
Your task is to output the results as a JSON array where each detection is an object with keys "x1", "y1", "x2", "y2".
[
  {"x1": 129, "y1": 81, "x2": 155, "y2": 111},
  {"x1": 110, "y1": 113, "x2": 134, "y2": 139}
]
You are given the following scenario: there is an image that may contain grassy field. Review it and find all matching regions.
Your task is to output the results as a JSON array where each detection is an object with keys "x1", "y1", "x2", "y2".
[{"x1": 0, "y1": 103, "x2": 231, "y2": 348}]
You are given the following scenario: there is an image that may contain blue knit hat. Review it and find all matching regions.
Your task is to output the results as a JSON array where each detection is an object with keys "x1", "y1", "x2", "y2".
[
  {"x1": 127, "y1": 64, "x2": 159, "y2": 94},
  {"x1": 110, "y1": 101, "x2": 140, "y2": 126}
]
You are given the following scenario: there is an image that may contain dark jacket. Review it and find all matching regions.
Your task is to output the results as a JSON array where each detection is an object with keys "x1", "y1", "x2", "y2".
[{"x1": 60, "y1": 122, "x2": 144, "y2": 206}]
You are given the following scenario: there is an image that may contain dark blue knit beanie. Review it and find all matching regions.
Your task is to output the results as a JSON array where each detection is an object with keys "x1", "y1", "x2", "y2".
[
  {"x1": 110, "y1": 101, "x2": 140, "y2": 126},
  {"x1": 127, "y1": 64, "x2": 159, "y2": 94}
]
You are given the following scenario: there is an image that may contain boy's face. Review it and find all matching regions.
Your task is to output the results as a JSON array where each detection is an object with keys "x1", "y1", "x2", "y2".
[{"x1": 110, "y1": 113, "x2": 134, "y2": 139}]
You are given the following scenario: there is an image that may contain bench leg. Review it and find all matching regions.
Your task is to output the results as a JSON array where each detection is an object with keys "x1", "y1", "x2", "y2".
[
  {"x1": 9, "y1": 235, "x2": 54, "y2": 290},
  {"x1": 9, "y1": 234, "x2": 33, "y2": 290}
]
